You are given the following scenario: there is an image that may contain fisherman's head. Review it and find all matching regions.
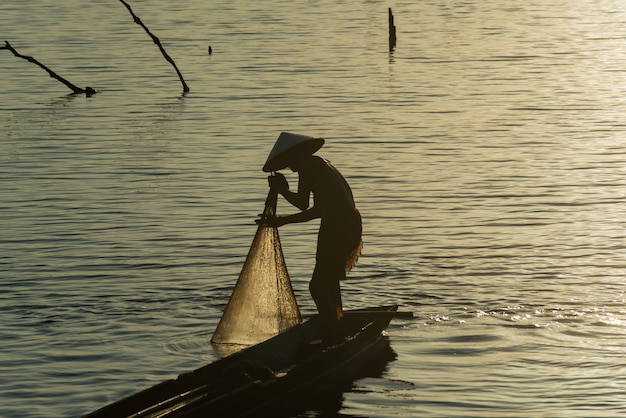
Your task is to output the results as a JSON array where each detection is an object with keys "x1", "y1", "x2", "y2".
[{"x1": 286, "y1": 155, "x2": 310, "y2": 172}]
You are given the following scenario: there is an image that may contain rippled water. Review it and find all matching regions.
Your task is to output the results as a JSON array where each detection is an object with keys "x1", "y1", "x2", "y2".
[{"x1": 2, "y1": 1, "x2": 626, "y2": 416}]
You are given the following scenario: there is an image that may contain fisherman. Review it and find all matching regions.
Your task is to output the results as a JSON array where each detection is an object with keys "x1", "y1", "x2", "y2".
[{"x1": 257, "y1": 132, "x2": 362, "y2": 345}]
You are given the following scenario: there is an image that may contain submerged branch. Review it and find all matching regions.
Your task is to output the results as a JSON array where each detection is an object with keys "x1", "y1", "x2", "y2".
[
  {"x1": 2, "y1": 41, "x2": 96, "y2": 96},
  {"x1": 119, "y1": 0, "x2": 190, "y2": 93}
]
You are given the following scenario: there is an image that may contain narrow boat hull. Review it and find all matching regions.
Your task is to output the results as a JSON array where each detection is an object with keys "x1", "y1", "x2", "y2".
[{"x1": 83, "y1": 305, "x2": 400, "y2": 418}]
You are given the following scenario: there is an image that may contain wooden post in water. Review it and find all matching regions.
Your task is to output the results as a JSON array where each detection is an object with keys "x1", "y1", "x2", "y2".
[{"x1": 388, "y1": 8, "x2": 397, "y2": 53}]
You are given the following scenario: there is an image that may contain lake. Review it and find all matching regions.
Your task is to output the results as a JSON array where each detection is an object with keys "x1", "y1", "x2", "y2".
[{"x1": 1, "y1": 0, "x2": 625, "y2": 416}]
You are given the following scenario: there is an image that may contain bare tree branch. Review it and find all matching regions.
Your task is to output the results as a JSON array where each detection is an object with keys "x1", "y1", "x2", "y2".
[
  {"x1": 2, "y1": 41, "x2": 96, "y2": 96},
  {"x1": 119, "y1": 0, "x2": 190, "y2": 93}
]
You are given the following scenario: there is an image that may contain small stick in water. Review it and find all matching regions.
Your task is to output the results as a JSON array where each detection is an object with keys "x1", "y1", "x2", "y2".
[
  {"x1": 2, "y1": 41, "x2": 97, "y2": 96},
  {"x1": 119, "y1": 0, "x2": 190, "y2": 93}
]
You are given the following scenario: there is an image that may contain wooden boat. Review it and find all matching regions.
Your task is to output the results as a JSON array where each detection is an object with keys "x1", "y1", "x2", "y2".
[{"x1": 83, "y1": 305, "x2": 409, "y2": 418}]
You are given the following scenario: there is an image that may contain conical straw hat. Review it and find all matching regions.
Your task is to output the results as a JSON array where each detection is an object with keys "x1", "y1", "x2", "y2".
[{"x1": 262, "y1": 132, "x2": 325, "y2": 172}]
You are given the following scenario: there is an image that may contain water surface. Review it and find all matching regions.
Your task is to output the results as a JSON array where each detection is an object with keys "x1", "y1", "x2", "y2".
[{"x1": 2, "y1": 1, "x2": 626, "y2": 416}]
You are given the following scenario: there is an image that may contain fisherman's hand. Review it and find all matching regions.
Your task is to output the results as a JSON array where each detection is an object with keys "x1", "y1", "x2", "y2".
[
  {"x1": 268, "y1": 173, "x2": 289, "y2": 194},
  {"x1": 255, "y1": 215, "x2": 287, "y2": 227}
]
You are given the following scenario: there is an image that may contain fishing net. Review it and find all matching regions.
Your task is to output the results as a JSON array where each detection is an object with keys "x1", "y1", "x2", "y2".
[{"x1": 211, "y1": 189, "x2": 301, "y2": 348}]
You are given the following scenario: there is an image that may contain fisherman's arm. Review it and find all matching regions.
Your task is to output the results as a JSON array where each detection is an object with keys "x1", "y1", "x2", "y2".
[
  {"x1": 268, "y1": 173, "x2": 310, "y2": 210},
  {"x1": 256, "y1": 203, "x2": 322, "y2": 227},
  {"x1": 272, "y1": 205, "x2": 321, "y2": 226}
]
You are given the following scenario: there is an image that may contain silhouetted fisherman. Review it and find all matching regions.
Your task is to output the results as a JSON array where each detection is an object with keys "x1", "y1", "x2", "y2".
[{"x1": 257, "y1": 132, "x2": 362, "y2": 345}]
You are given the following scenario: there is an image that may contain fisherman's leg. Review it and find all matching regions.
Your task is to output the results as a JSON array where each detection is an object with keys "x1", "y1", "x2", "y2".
[
  {"x1": 310, "y1": 263, "x2": 343, "y2": 313},
  {"x1": 312, "y1": 214, "x2": 361, "y2": 344},
  {"x1": 313, "y1": 223, "x2": 342, "y2": 317},
  {"x1": 310, "y1": 261, "x2": 344, "y2": 344}
]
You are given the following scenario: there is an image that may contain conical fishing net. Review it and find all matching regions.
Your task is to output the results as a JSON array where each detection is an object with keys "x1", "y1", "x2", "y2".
[{"x1": 211, "y1": 189, "x2": 301, "y2": 347}]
